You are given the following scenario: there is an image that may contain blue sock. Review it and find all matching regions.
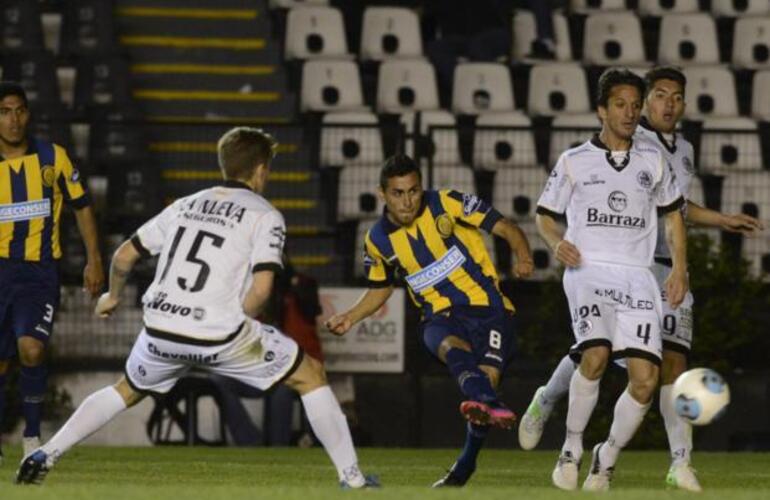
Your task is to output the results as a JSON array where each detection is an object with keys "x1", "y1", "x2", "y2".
[
  {"x1": 20, "y1": 365, "x2": 47, "y2": 438},
  {"x1": 444, "y1": 348, "x2": 497, "y2": 404},
  {"x1": 454, "y1": 422, "x2": 489, "y2": 478}
]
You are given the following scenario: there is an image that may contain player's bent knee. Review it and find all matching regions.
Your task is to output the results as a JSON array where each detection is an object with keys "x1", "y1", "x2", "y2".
[
  {"x1": 579, "y1": 347, "x2": 609, "y2": 380},
  {"x1": 284, "y1": 354, "x2": 326, "y2": 395},
  {"x1": 17, "y1": 336, "x2": 46, "y2": 366},
  {"x1": 114, "y1": 377, "x2": 145, "y2": 407},
  {"x1": 437, "y1": 336, "x2": 471, "y2": 362}
]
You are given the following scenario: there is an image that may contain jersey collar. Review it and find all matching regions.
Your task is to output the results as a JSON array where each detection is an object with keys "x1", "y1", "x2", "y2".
[
  {"x1": 639, "y1": 116, "x2": 677, "y2": 154},
  {"x1": 0, "y1": 135, "x2": 36, "y2": 161},
  {"x1": 380, "y1": 192, "x2": 429, "y2": 234},
  {"x1": 221, "y1": 179, "x2": 252, "y2": 190},
  {"x1": 590, "y1": 134, "x2": 631, "y2": 172}
]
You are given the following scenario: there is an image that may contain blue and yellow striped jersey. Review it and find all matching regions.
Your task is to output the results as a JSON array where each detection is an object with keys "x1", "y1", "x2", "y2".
[
  {"x1": 0, "y1": 138, "x2": 89, "y2": 261},
  {"x1": 363, "y1": 189, "x2": 514, "y2": 318}
]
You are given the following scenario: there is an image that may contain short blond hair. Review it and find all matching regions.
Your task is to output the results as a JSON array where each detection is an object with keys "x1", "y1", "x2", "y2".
[{"x1": 217, "y1": 127, "x2": 277, "y2": 180}]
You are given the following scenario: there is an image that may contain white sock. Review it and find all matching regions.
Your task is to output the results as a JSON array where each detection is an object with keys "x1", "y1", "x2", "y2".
[
  {"x1": 660, "y1": 384, "x2": 692, "y2": 464},
  {"x1": 562, "y1": 369, "x2": 600, "y2": 460},
  {"x1": 41, "y1": 386, "x2": 126, "y2": 464},
  {"x1": 599, "y1": 389, "x2": 651, "y2": 469},
  {"x1": 541, "y1": 355, "x2": 576, "y2": 411},
  {"x1": 301, "y1": 385, "x2": 363, "y2": 486}
]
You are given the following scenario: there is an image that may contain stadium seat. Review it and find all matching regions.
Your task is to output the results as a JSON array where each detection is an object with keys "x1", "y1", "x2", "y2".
[
  {"x1": 658, "y1": 13, "x2": 719, "y2": 65},
  {"x1": 74, "y1": 56, "x2": 134, "y2": 119},
  {"x1": 751, "y1": 70, "x2": 770, "y2": 120},
  {"x1": 549, "y1": 113, "x2": 599, "y2": 165},
  {"x1": 512, "y1": 11, "x2": 573, "y2": 62},
  {"x1": 492, "y1": 166, "x2": 550, "y2": 222},
  {"x1": 583, "y1": 12, "x2": 646, "y2": 65},
  {"x1": 270, "y1": 0, "x2": 329, "y2": 8},
  {"x1": 683, "y1": 66, "x2": 738, "y2": 120},
  {"x1": 720, "y1": 171, "x2": 770, "y2": 279},
  {"x1": 319, "y1": 111, "x2": 384, "y2": 168},
  {"x1": 1, "y1": 52, "x2": 62, "y2": 115},
  {"x1": 451, "y1": 63, "x2": 515, "y2": 115},
  {"x1": 741, "y1": 229, "x2": 770, "y2": 280},
  {"x1": 528, "y1": 63, "x2": 591, "y2": 116},
  {"x1": 638, "y1": 0, "x2": 700, "y2": 16},
  {"x1": 514, "y1": 220, "x2": 561, "y2": 281},
  {"x1": 360, "y1": 7, "x2": 422, "y2": 61},
  {"x1": 711, "y1": 0, "x2": 770, "y2": 16},
  {"x1": 428, "y1": 164, "x2": 477, "y2": 194},
  {"x1": 337, "y1": 165, "x2": 383, "y2": 220},
  {"x1": 89, "y1": 121, "x2": 148, "y2": 165},
  {"x1": 732, "y1": 17, "x2": 770, "y2": 70},
  {"x1": 473, "y1": 112, "x2": 538, "y2": 170},
  {"x1": 0, "y1": 0, "x2": 44, "y2": 50},
  {"x1": 354, "y1": 219, "x2": 377, "y2": 278},
  {"x1": 285, "y1": 6, "x2": 349, "y2": 60},
  {"x1": 699, "y1": 118, "x2": 762, "y2": 173},
  {"x1": 300, "y1": 60, "x2": 365, "y2": 112},
  {"x1": 376, "y1": 59, "x2": 439, "y2": 113},
  {"x1": 570, "y1": 0, "x2": 627, "y2": 12},
  {"x1": 401, "y1": 110, "x2": 463, "y2": 166},
  {"x1": 60, "y1": 0, "x2": 116, "y2": 55}
]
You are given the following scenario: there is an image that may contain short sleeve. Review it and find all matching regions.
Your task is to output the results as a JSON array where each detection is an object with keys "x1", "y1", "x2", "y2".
[
  {"x1": 656, "y1": 154, "x2": 685, "y2": 213},
  {"x1": 133, "y1": 201, "x2": 180, "y2": 257},
  {"x1": 439, "y1": 190, "x2": 503, "y2": 232},
  {"x1": 55, "y1": 145, "x2": 89, "y2": 209},
  {"x1": 363, "y1": 232, "x2": 394, "y2": 288},
  {"x1": 536, "y1": 154, "x2": 573, "y2": 217},
  {"x1": 250, "y1": 210, "x2": 286, "y2": 274}
]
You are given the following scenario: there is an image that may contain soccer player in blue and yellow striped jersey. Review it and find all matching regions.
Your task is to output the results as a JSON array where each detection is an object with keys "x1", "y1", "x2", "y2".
[
  {"x1": 326, "y1": 154, "x2": 533, "y2": 487},
  {"x1": 0, "y1": 82, "x2": 104, "y2": 461}
]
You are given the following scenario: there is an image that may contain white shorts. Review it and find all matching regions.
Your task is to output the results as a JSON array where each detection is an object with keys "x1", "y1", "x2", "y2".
[
  {"x1": 125, "y1": 320, "x2": 301, "y2": 394},
  {"x1": 563, "y1": 262, "x2": 663, "y2": 364},
  {"x1": 651, "y1": 261, "x2": 694, "y2": 354}
]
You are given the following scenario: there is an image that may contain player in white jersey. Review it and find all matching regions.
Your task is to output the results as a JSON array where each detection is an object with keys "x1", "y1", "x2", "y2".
[
  {"x1": 535, "y1": 68, "x2": 689, "y2": 492},
  {"x1": 520, "y1": 66, "x2": 764, "y2": 490},
  {"x1": 15, "y1": 127, "x2": 377, "y2": 488}
]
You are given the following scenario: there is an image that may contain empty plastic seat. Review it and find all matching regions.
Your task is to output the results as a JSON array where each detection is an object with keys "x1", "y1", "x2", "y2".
[
  {"x1": 89, "y1": 121, "x2": 147, "y2": 164},
  {"x1": 699, "y1": 118, "x2": 762, "y2": 172},
  {"x1": 401, "y1": 110, "x2": 463, "y2": 166},
  {"x1": 492, "y1": 166, "x2": 550, "y2": 221},
  {"x1": 337, "y1": 165, "x2": 383, "y2": 220},
  {"x1": 285, "y1": 6, "x2": 349, "y2": 60},
  {"x1": 732, "y1": 17, "x2": 770, "y2": 70},
  {"x1": 1, "y1": 52, "x2": 62, "y2": 115},
  {"x1": 638, "y1": 0, "x2": 699, "y2": 16},
  {"x1": 74, "y1": 56, "x2": 133, "y2": 118},
  {"x1": 60, "y1": 0, "x2": 116, "y2": 55},
  {"x1": 570, "y1": 0, "x2": 626, "y2": 12},
  {"x1": 376, "y1": 59, "x2": 439, "y2": 113},
  {"x1": 360, "y1": 7, "x2": 422, "y2": 61},
  {"x1": 512, "y1": 11, "x2": 573, "y2": 62},
  {"x1": 549, "y1": 113, "x2": 600, "y2": 165},
  {"x1": 741, "y1": 229, "x2": 770, "y2": 280},
  {"x1": 751, "y1": 70, "x2": 770, "y2": 120},
  {"x1": 658, "y1": 13, "x2": 719, "y2": 65},
  {"x1": 473, "y1": 112, "x2": 537, "y2": 170},
  {"x1": 720, "y1": 171, "x2": 770, "y2": 278},
  {"x1": 683, "y1": 66, "x2": 738, "y2": 120},
  {"x1": 583, "y1": 12, "x2": 646, "y2": 65},
  {"x1": 712, "y1": 0, "x2": 770, "y2": 16},
  {"x1": 301, "y1": 60, "x2": 364, "y2": 112},
  {"x1": 528, "y1": 63, "x2": 591, "y2": 116},
  {"x1": 452, "y1": 63, "x2": 514, "y2": 115},
  {"x1": 320, "y1": 111, "x2": 384, "y2": 168},
  {"x1": 428, "y1": 164, "x2": 477, "y2": 193},
  {"x1": 1, "y1": 0, "x2": 44, "y2": 50}
]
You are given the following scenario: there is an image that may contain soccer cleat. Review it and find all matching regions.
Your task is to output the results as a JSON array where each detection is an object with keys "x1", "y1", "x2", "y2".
[
  {"x1": 22, "y1": 437, "x2": 41, "y2": 459},
  {"x1": 339, "y1": 474, "x2": 380, "y2": 489},
  {"x1": 519, "y1": 386, "x2": 550, "y2": 450},
  {"x1": 432, "y1": 462, "x2": 473, "y2": 488},
  {"x1": 15, "y1": 450, "x2": 51, "y2": 485},
  {"x1": 583, "y1": 442, "x2": 614, "y2": 492},
  {"x1": 666, "y1": 462, "x2": 702, "y2": 492},
  {"x1": 459, "y1": 400, "x2": 517, "y2": 429},
  {"x1": 552, "y1": 451, "x2": 580, "y2": 490}
]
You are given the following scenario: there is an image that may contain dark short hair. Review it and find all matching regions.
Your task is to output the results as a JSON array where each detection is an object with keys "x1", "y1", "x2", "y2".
[
  {"x1": 644, "y1": 66, "x2": 687, "y2": 97},
  {"x1": 217, "y1": 127, "x2": 277, "y2": 180},
  {"x1": 596, "y1": 68, "x2": 646, "y2": 108},
  {"x1": 0, "y1": 81, "x2": 28, "y2": 105},
  {"x1": 379, "y1": 153, "x2": 421, "y2": 190}
]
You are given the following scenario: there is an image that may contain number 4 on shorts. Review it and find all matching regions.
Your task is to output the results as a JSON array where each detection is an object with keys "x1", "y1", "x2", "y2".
[{"x1": 636, "y1": 323, "x2": 651, "y2": 345}]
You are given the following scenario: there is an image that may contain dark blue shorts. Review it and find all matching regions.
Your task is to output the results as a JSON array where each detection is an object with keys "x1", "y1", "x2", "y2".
[
  {"x1": 0, "y1": 260, "x2": 60, "y2": 359},
  {"x1": 423, "y1": 306, "x2": 517, "y2": 371}
]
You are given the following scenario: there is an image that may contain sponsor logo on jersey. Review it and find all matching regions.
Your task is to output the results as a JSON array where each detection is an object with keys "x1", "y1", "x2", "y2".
[
  {"x1": 576, "y1": 319, "x2": 592, "y2": 336},
  {"x1": 607, "y1": 191, "x2": 628, "y2": 212},
  {"x1": 594, "y1": 288, "x2": 654, "y2": 310},
  {"x1": 362, "y1": 250, "x2": 376, "y2": 267},
  {"x1": 148, "y1": 342, "x2": 220, "y2": 364},
  {"x1": 637, "y1": 170, "x2": 653, "y2": 189},
  {"x1": 264, "y1": 351, "x2": 275, "y2": 362},
  {"x1": 41, "y1": 165, "x2": 55, "y2": 187},
  {"x1": 586, "y1": 208, "x2": 646, "y2": 228},
  {"x1": 435, "y1": 213, "x2": 454, "y2": 238},
  {"x1": 0, "y1": 199, "x2": 51, "y2": 222},
  {"x1": 462, "y1": 193, "x2": 482, "y2": 216},
  {"x1": 582, "y1": 174, "x2": 605, "y2": 186},
  {"x1": 682, "y1": 156, "x2": 694, "y2": 174},
  {"x1": 193, "y1": 308, "x2": 206, "y2": 321},
  {"x1": 146, "y1": 292, "x2": 193, "y2": 317},
  {"x1": 70, "y1": 168, "x2": 81, "y2": 183},
  {"x1": 405, "y1": 245, "x2": 466, "y2": 293}
]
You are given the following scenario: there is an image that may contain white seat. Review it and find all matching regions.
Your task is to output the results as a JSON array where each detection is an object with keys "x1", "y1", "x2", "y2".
[
  {"x1": 376, "y1": 59, "x2": 439, "y2": 113},
  {"x1": 492, "y1": 166, "x2": 550, "y2": 221},
  {"x1": 720, "y1": 171, "x2": 770, "y2": 279},
  {"x1": 699, "y1": 117, "x2": 762, "y2": 173},
  {"x1": 683, "y1": 66, "x2": 738, "y2": 120},
  {"x1": 658, "y1": 13, "x2": 719, "y2": 65},
  {"x1": 583, "y1": 12, "x2": 646, "y2": 65},
  {"x1": 360, "y1": 7, "x2": 422, "y2": 61},
  {"x1": 401, "y1": 110, "x2": 463, "y2": 166},
  {"x1": 285, "y1": 6, "x2": 349, "y2": 60},
  {"x1": 638, "y1": 0, "x2": 699, "y2": 16},
  {"x1": 549, "y1": 113, "x2": 599, "y2": 165},
  {"x1": 300, "y1": 59, "x2": 364, "y2": 112},
  {"x1": 270, "y1": 0, "x2": 328, "y2": 9},
  {"x1": 451, "y1": 63, "x2": 514, "y2": 115},
  {"x1": 429, "y1": 164, "x2": 477, "y2": 194},
  {"x1": 712, "y1": 0, "x2": 770, "y2": 16},
  {"x1": 473, "y1": 112, "x2": 537, "y2": 170},
  {"x1": 570, "y1": 0, "x2": 626, "y2": 12},
  {"x1": 516, "y1": 220, "x2": 562, "y2": 281},
  {"x1": 741, "y1": 229, "x2": 770, "y2": 281},
  {"x1": 337, "y1": 165, "x2": 383, "y2": 220},
  {"x1": 528, "y1": 63, "x2": 590, "y2": 116},
  {"x1": 512, "y1": 10, "x2": 573, "y2": 62},
  {"x1": 320, "y1": 111, "x2": 383, "y2": 168},
  {"x1": 732, "y1": 17, "x2": 770, "y2": 70},
  {"x1": 354, "y1": 219, "x2": 377, "y2": 278},
  {"x1": 751, "y1": 70, "x2": 770, "y2": 120}
]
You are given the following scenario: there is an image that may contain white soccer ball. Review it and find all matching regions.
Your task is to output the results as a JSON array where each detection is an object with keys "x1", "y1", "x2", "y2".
[{"x1": 672, "y1": 368, "x2": 730, "y2": 426}]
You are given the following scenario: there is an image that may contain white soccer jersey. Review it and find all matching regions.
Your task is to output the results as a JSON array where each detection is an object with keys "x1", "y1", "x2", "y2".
[
  {"x1": 132, "y1": 181, "x2": 286, "y2": 341},
  {"x1": 634, "y1": 117, "x2": 696, "y2": 261},
  {"x1": 537, "y1": 135, "x2": 684, "y2": 268}
]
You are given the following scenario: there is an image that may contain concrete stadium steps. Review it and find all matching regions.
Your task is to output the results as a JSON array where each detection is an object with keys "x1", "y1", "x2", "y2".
[
  {"x1": 116, "y1": 9, "x2": 271, "y2": 37},
  {"x1": 130, "y1": 65, "x2": 287, "y2": 92},
  {"x1": 119, "y1": 42, "x2": 282, "y2": 66},
  {"x1": 116, "y1": 0, "x2": 266, "y2": 8},
  {"x1": 133, "y1": 89, "x2": 295, "y2": 120}
]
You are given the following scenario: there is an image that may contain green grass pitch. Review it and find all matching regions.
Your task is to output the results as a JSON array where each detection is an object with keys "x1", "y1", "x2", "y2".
[{"x1": 2, "y1": 447, "x2": 769, "y2": 499}]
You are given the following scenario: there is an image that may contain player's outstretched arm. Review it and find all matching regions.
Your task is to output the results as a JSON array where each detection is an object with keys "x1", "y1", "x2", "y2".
[
  {"x1": 74, "y1": 205, "x2": 105, "y2": 297},
  {"x1": 325, "y1": 286, "x2": 394, "y2": 336},
  {"x1": 664, "y1": 210, "x2": 689, "y2": 309},
  {"x1": 95, "y1": 239, "x2": 142, "y2": 318},
  {"x1": 686, "y1": 201, "x2": 764, "y2": 236},
  {"x1": 536, "y1": 213, "x2": 580, "y2": 268},
  {"x1": 491, "y1": 218, "x2": 534, "y2": 278}
]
